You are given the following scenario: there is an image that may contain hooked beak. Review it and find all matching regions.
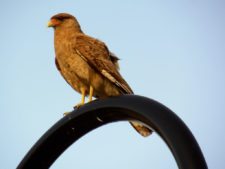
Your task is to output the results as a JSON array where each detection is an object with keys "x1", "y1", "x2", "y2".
[
  {"x1": 47, "y1": 19, "x2": 61, "y2": 27},
  {"x1": 47, "y1": 20, "x2": 54, "y2": 27}
]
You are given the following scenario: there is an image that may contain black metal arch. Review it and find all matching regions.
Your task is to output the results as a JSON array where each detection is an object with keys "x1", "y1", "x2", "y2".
[{"x1": 17, "y1": 95, "x2": 208, "y2": 169}]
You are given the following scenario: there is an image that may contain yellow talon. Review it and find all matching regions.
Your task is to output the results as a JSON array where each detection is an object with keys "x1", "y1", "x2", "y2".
[
  {"x1": 73, "y1": 87, "x2": 86, "y2": 108},
  {"x1": 63, "y1": 112, "x2": 70, "y2": 116},
  {"x1": 71, "y1": 86, "x2": 93, "y2": 111},
  {"x1": 74, "y1": 102, "x2": 84, "y2": 108}
]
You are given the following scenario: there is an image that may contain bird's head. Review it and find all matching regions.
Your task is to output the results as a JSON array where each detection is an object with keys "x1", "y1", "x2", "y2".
[{"x1": 48, "y1": 13, "x2": 82, "y2": 32}]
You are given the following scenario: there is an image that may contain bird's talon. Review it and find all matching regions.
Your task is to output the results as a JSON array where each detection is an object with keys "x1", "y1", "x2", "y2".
[
  {"x1": 74, "y1": 103, "x2": 83, "y2": 109},
  {"x1": 63, "y1": 112, "x2": 71, "y2": 116}
]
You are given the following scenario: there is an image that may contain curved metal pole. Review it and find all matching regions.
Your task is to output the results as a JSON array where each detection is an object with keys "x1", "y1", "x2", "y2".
[{"x1": 17, "y1": 95, "x2": 208, "y2": 169}]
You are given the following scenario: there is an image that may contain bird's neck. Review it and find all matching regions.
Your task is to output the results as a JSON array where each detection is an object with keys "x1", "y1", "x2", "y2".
[
  {"x1": 55, "y1": 26, "x2": 78, "y2": 38},
  {"x1": 54, "y1": 27, "x2": 81, "y2": 47},
  {"x1": 54, "y1": 27, "x2": 82, "y2": 62}
]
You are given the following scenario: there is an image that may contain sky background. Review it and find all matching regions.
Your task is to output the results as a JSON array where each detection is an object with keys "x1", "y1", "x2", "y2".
[{"x1": 0, "y1": 0, "x2": 225, "y2": 168}]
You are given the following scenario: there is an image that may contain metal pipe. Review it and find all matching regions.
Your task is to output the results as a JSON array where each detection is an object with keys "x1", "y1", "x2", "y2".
[{"x1": 17, "y1": 95, "x2": 208, "y2": 169}]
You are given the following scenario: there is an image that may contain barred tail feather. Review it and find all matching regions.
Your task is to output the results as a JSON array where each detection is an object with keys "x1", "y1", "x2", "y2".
[{"x1": 130, "y1": 121, "x2": 152, "y2": 137}]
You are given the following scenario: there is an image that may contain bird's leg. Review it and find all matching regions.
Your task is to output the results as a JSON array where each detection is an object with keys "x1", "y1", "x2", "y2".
[
  {"x1": 80, "y1": 87, "x2": 86, "y2": 104},
  {"x1": 64, "y1": 88, "x2": 86, "y2": 116},
  {"x1": 75, "y1": 87, "x2": 86, "y2": 108},
  {"x1": 88, "y1": 85, "x2": 94, "y2": 102}
]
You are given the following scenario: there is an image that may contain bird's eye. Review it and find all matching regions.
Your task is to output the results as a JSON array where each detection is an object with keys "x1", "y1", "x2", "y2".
[
  {"x1": 57, "y1": 18, "x2": 64, "y2": 21},
  {"x1": 57, "y1": 16, "x2": 70, "y2": 21}
]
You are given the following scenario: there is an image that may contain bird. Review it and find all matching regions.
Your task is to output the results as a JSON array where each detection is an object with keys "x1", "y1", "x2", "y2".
[{"x1": 48, "y1": 13, "x2": 152, "y2": 137}]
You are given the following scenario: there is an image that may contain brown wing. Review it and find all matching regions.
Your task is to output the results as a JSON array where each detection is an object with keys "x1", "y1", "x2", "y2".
[{"x1": 74, "y1": 34, "x2": 133, "y2": 94}]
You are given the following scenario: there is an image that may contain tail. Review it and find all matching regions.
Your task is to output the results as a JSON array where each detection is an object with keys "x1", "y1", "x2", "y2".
[
  {"x1": 130, "y1": 121, "x2": 152, "y2": 137},
  {"x1": 109, "y1": 56, "x2": 151, "y2": 137}
]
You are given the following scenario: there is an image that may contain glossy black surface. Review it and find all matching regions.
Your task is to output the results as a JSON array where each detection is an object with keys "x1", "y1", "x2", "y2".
[{"x1": 17, "y1": 95, "x2": 208, "y2": 169}]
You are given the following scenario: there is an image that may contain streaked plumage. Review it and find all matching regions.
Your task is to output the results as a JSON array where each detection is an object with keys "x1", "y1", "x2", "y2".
[{"x1": 48, "y1": 13, "x2": 151, "y2": 137}]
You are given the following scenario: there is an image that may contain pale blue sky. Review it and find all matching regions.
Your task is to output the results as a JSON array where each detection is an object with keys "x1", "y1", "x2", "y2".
[{"x1": 0, "y1": 0, "x2": 225, "y2": 168}]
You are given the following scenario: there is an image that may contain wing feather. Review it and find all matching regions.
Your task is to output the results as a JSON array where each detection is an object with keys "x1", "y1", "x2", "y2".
[{"x1": 74, "y1": 34, "x2": 133, "y2": 94}]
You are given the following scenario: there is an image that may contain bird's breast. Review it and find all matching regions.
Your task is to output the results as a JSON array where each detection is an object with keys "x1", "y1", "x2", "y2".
[{"x1": 54, "y1": 40, "x2": 91, "y2": 94}]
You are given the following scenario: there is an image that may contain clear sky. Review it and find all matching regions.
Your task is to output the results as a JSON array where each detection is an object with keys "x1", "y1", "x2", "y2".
[{"x1": 0, "y1": 0, "x2": 225, "y2": 168}]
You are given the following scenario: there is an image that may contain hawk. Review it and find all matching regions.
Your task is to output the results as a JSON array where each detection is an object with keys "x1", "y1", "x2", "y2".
[{"x1": 48, "y1": 13, "x2": 151, "y2": 137}]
